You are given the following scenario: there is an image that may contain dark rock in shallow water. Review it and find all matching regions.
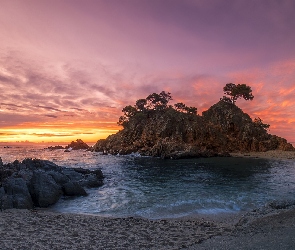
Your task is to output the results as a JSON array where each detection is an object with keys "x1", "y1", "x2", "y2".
[
  {"x1": 63, "y1": 181, "x2": 87, "y2": 196},
  {"x1": 28, "y1": 171, "x2": 63, "y2": 207},
  {"x1": 73, "y1": 167, "x2": 104, "y2": 179},
  {"x1": 65, "y1": 139, "x2": 89, "y2": 150},
  {"x1": 0, "y1": 158, "x2": 104, "y2": 210},
  {"x1": 79, "y1": 174, "x2": 104, "y2": 188},
  {"x1": 47, "y1": 145, "x2": 64, "y2": 150},
  {"x1": 47, "y1": 170, "x2": 70, "y2": 186}
]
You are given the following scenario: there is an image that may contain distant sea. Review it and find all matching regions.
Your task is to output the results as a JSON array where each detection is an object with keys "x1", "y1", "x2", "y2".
[{"x1": 1, "y1": 144, "x2": 295, "y2": 219}]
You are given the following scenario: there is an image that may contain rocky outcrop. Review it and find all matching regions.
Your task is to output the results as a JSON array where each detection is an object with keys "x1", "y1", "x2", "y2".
[
  {"x1": 65, "y1": 139, "x2": 90, "y2": 150},
  {"x1": 47, "y1": 145, "x2": 64, "y2": 150},
  {"x1": 93, "y1": 100, "x2": 294, "y2": 158},
  {"x1": 0, "y1": 158, "x2": 104, "y2": 210}
]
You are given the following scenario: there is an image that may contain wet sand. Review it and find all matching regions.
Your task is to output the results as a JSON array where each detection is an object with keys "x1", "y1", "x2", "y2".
[{"x1": 1, "y1": 205, "x2": 295, "y2": 249}]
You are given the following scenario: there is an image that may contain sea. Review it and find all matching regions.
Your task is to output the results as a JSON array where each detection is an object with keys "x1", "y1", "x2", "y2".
[{"x1": 1, "y1": 144, "x2": 295, "y2": 219}]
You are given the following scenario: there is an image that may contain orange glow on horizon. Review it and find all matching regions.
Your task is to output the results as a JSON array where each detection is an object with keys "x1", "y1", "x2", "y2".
[{"x1": 0, "y1": 124, "x2": 121, "y2": 144}]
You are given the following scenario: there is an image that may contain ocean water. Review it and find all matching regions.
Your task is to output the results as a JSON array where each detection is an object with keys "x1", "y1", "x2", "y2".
[{"x1": 1, "y1": 145, "x2": 295, "y2": 219}]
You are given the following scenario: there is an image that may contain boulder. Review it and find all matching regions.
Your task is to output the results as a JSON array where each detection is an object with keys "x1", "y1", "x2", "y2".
[
  {"x1": 63, "y1": 181, "x2": 87, "y2": 196},
  {"x1": 0, "y1": 186, "x2": 13, "y2": 209},
  {"x1": 47, "y1": 145, "x2": 64, "y2": 150},
  {"x1": 65, "y1": 139, "x2": 89, "y2": 150},
  {"x1": 0, "y1": 195, "x2": 13, "y2": 210},
  {"x1": 62, "y1": 168, "x2": 84, "y2": 182},
  {"x1": 28, "y1": 171, "x2": 62, "y2": 207},
  {"x1": 48, "y1": 170, "x2": 70, "y2": 185},
  {"x1": 79, "y1": 174, "x2": 104, "y2": 188},
  {"x1": 73, "y1": 168, "x2": 104, "y2": 179},
  {"x1": 3, "y1": 177, "x2": 33, "y2": 209}
]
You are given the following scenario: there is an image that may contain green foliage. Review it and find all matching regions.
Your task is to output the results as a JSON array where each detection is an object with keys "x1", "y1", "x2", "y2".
[
  {"x1": 253, "y1": 117, "x2": 270, "y2": 131},
  {"x1": 118, "y1": 91, "x2": 197, "y2": 127},
  {"x1": 223, "y1": 83, "x2": 254, "y2": 104}
]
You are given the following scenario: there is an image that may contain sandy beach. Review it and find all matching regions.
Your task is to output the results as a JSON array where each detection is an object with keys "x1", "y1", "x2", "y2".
[{"x1": 1, "y1": 205, "x2": 295, "y2": 249}]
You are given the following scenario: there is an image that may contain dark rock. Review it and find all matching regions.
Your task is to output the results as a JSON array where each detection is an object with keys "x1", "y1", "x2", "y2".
[
  {"x1": 73, "y1": 168, "x2": 104, "y2": 179},
  {"x1": 92, "y1": 169, "x2": 104, "y2": 179},
  {"x1": 73, "y1": 168, "x2": 91, "y2": 175},
  {"x1": 0, "y1": 186, "x2": 4, "y2": 197},
  {"x1": 47, "y1": 145, "x2": 64, "y2": 150},
  {"x1": 63, "y1": 182, "x2": 87, "y2": 196},
  {"x1": 0, "y1": 189, "x2": 13, "y2": 210},
  {"x1": 0, "y1": 159, "x2": 104, "y2": 210},
  {"x1": 79, "y1": 174, "x2": 104, "y2": 188},
  {"x1": 3, "y1": 177, "x2": 33, "y2": 209},
  {"x1": 62, "y1": 168, "x2": 84, "y2": 182},
  {"x1": 48, "y1": 171, "x2": 70, "y2": 185},
  {"x1": 0, "y1": 187, "x2": 14, "y2": 210},
  {"x1": 65, "y1": 139, "x2": 89, "y2": 150},
  {"x1": 21, "y1": 158, "x2": 61, "y2": 172},
  {"x1": 28, "y1": 171, "x2": 62, "y2": 207}
]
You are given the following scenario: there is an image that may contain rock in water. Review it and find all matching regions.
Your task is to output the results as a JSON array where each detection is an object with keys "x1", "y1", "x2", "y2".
[
  {"x1": 28, "y1": 170, "x2": 63, "y2": 207},
  {"x1": 93, "y1": 100, "x2": 294, "y2": 157},
  {"x1": 65, "y1": 139, "x2": 89, "y2": 150},
  {"x1": 0, "y1": 158, "x2": 104, "y2": 210}
]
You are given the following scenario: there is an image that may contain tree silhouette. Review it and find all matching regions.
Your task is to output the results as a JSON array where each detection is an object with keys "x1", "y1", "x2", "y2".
[{"x1": 223, "y1": 83, "x2": 254, "y2": 104}]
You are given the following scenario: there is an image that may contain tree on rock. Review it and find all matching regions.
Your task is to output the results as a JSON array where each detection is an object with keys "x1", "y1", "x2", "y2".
[
  {"x1": 117, "y1": 91, "x2": 198, "y2": 128},
  {"x1": 146, "y1": 91, "x2": 172, "y2": 110},
  {"x1": 223, "y1": 83, "x2": 254, "y2": 104},
  {"x1": 174, "y1": 102, "x2": 197, "y2": 114}
]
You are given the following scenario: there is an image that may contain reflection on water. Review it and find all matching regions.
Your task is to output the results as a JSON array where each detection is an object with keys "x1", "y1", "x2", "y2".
[{"x1": 1, "y1": 145, "x2": 295, "y2": 219}]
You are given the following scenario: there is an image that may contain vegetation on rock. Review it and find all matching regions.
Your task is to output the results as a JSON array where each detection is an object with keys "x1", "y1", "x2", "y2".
[
  {"x1": 118, "y1": 91, "x2": 197, "y2": 128},
  {"x1": 222, "y1": 83, "x2": 254, "y2": 104},
  {"x1": 94, "y1": 87, "x2": 294, "y2": 158}
]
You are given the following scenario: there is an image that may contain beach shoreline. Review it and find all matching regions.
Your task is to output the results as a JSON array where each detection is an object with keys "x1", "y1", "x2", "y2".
[{"x1": 1, "y1": 204, "x2": 295, "y2": 249}]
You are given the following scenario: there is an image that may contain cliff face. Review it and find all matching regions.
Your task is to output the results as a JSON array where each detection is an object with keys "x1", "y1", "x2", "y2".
[{"x1": 93, "y1": 100, "x2": 294, "y2": 158}]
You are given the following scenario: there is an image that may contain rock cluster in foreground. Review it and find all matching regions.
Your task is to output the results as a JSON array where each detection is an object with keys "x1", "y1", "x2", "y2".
[
  {"x1": 0, "y1": 157, "x2": 103, "y2": 210},
  {"x1": 93, "y1": 100, "x2": 294, "y2": 158}
]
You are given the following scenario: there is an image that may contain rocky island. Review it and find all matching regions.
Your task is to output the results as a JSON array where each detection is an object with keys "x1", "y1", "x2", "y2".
[{"x1": 93, "y1": 86, "x2": 294, "y2": 158}]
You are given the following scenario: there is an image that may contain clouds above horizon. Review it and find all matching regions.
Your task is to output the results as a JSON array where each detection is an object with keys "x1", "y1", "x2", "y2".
[{"x1": 0, "y1": 0, "x2": 295, "y2": 142}]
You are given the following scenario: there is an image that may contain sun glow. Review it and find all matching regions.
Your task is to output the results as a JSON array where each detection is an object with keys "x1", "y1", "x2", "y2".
[{"x1": 0, "y1": 127, "x2": 119, "y2": 144}]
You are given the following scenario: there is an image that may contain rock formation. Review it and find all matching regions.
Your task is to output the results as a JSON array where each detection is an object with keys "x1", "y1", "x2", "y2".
[
  {"x1": 93, "y1": 100, "x2": 294, "y2": 158},
  {"x1": 65, "y1": 139, "x2": 90, "y2": 150},
  {"x1": 0, "y1": 158, "x2": 104, "y2": 210}
]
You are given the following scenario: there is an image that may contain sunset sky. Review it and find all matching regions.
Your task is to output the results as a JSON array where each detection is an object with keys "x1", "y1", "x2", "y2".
[{"x1": 0, "y1": 0, "x2": 295, "y2": 144}]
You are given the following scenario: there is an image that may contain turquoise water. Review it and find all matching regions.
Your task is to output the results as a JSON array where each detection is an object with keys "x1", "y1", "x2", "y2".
[{"x1": 1, "y1": 145, "x2": 295, "y2": 219}]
